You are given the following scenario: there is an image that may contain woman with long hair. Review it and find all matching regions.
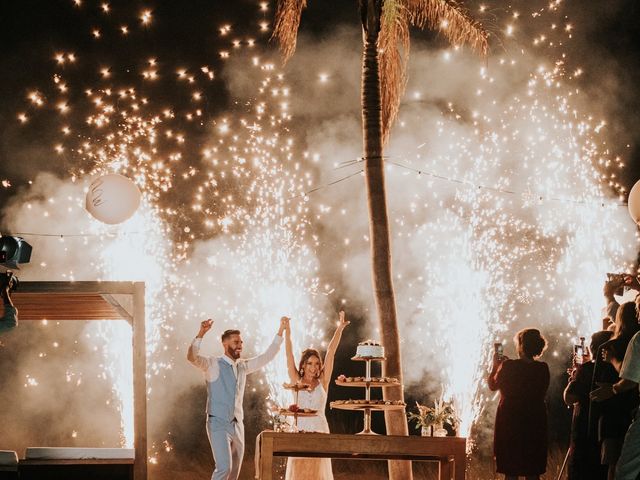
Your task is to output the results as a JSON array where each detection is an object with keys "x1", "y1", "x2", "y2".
[
  {"x1": 283, "y1": 311, "x2": 349, "y2": 480},
  {"x1": 489, "y1": 328, "x2": 549, "y2": 480}
]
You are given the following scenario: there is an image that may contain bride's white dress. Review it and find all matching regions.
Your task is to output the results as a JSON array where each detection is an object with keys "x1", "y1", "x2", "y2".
[{"x1": 285, "y1": 383, "x2": 333, "y2": 480}]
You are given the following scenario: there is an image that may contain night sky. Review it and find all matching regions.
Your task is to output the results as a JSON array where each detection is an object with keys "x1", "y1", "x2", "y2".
[{"x1": 2, "y1": 1, "x2": 639, "y2": 209}]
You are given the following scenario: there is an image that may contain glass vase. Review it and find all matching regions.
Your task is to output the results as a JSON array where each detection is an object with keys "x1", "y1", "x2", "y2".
[{"x1": 433, "y1": 423, "x2": 447, "y2": 437}]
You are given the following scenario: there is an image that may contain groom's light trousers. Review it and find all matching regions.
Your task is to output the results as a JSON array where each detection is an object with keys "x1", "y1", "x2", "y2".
[{"x1": 206, "y1": 416, "x2": 245, "y2": 480}]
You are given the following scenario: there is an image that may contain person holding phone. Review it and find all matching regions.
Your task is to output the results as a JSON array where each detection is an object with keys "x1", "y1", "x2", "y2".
[
  {"x1": 488, "y1": 328, "x2": 549, "y2": 480},
  {"x1": 564, "y1": 330, "x2": 612, "y2": 480}
]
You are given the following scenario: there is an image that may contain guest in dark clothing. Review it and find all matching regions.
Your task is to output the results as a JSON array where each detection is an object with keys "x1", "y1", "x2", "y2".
[
  {"x1": 590, "y1": 302, "x2": 640, "y2": 480},
  {"x1": 564, "y1": 330, "x2": 612, "y2": 480},
  {"x1": 489, "y1": 328, "x2": 549, "y2": 480}
]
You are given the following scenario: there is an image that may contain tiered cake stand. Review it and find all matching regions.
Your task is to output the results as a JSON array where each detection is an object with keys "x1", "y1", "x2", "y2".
[
  {"x1": 280, "y1": 383, "x2": 317, "y2": 431},
  {"x1": 330, "y1": 355, "x2": 404, "y2": 435}
]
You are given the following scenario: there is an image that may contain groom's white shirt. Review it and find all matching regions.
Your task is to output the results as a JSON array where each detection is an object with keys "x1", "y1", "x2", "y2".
[
  {"x1": 190, "y1": 335, "x2": 283, "y2": 423},
  {"x1": 189, "y1": 335, "x2": 282, "y2": 381},
  {"x1": 221, "y1": 354, "x2": 238, "y2": 378}
]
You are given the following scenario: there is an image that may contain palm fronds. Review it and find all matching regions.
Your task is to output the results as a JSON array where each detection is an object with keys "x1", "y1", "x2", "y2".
[
  {"x1": 378, "y1": 0, "x2": 487, "y2": 142},
  {"x1": 379, "y1": 0, "x2": 410, "y2": 143},
  {"x1": 272, "y1": 0, "x2": 308, "y2": 63},
  {"x1": 405, "y1": 0, "x2": 488, "y2": 57}
]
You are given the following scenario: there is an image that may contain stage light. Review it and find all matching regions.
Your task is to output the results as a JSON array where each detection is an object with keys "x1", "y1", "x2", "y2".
[{"x1": 0, "y1": 236, "x2": 33, "y2": 269}]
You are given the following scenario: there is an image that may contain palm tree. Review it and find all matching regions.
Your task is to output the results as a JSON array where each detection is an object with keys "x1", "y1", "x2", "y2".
[{"x1": 274, "y1": 1, "x2": 487, "y2": 478}]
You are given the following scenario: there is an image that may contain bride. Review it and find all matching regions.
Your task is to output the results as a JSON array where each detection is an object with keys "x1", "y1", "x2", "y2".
[{"x1": 284, "y1": 311, "x2": 349, "y2": 480}]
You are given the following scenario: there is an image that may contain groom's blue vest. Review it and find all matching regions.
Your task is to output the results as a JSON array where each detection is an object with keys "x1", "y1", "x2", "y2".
[{"x1": 207, "y1": 358, "x2": 247, "y2": 423}]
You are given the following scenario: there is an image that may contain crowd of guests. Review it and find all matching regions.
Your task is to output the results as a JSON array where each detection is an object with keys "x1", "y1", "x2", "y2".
[{"x1": 488, "y1": 274, "x2": 640, "y2": 480}]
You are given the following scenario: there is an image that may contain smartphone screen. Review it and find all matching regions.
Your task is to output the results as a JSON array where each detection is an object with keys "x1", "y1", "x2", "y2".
[
  {"x1": 574, "y1": 345, "x2": 584, "y2": 364},
  {"x1": 494, "y1": 343, "x2": 504, "y2": 358}
]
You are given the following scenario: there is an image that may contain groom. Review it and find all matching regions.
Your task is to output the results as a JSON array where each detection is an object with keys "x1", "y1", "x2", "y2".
[{"x1": 187, "y1": 316, "x2": 287, "y2": 480}]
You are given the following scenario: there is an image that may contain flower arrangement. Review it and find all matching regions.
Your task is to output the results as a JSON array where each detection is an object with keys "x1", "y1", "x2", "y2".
[{"x1": 408, "y1": 395, "x2": 459, "y2": 435}]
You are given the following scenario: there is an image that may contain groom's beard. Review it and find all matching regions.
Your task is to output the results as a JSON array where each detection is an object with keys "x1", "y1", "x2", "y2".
[{"x1": 226, "y1": 347, "x2": 241, "y2": 359}]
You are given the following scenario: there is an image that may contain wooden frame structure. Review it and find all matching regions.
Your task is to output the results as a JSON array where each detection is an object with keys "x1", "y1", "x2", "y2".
[{"x1": 12, "y1": 281, "x2": 147, "y2": 480}]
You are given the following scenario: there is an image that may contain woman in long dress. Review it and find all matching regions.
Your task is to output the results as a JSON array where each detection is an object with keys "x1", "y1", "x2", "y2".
[
  {"x1": 283, "y1": 311, "x2": 349, "y2": 480},
  {"x1": 488, "y1": 328, "x2": 549, "y2": 480}
]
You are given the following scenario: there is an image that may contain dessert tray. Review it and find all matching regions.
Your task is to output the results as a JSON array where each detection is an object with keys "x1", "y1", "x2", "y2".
[
  {"x1": 331, "y1": 342, "x2": 405, "y2": 435},
  {"x1": 279, "y1": 382, "x2": 318, "y2": 430},
  {"x1": 278, "y1": 408, "x2": 318, "y2": 416},
  {"x1": 351, "y1": 355, "x2": 387, "y2": 361},
  {"x1": 335, "y1": 375, "x2": 399, "y2": 387},
  {"x1": 283, "y1": 382, "x2": 312, "y2": 391},
  {"x1": 330, "y1": 400, "x2": 405, "y2": 411}
]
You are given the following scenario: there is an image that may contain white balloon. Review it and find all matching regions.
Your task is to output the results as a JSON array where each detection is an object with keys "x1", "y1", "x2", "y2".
[
  {"x1": 85, "y1": 174, "x2": 141, "y2": 225},
  {"x1": 629, "y1": 180, "x2": 640, "y2": 225}
]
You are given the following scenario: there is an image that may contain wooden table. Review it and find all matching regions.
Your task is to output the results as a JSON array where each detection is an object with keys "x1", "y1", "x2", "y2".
[
  {"x1": 255, "y1": 431, "x2": 466, "y2": 480},
  {"x1": 18, "y1": 458, "x2": 134, "y2": 480}
]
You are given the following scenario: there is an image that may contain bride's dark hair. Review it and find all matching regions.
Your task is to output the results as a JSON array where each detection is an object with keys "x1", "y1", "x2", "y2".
[{"x1": 298, "y1": 348, "x2": 323, "y2": 378}]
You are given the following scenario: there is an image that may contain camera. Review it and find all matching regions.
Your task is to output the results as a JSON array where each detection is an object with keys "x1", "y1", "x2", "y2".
[
  {"x1": 0, "y1": 235, "x2": 32, "y2": 269},
  {"x1": 606, "y1": 273, "x2": 623, "y2": 282},
  {"x1": 0, "y1": 271, "x2": 19, "y2": 292},
  {"x1": 606, "y1": 273, "x2": 632, "y2": 285}
]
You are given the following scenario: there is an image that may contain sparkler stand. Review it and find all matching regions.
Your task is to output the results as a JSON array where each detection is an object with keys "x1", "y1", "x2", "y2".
[
  {"x1": 278, "y1": 410, "x2": 317, "y2": 431},
  {"x1": 331, "y1": 356, "x2": 403, "y2": 435}
]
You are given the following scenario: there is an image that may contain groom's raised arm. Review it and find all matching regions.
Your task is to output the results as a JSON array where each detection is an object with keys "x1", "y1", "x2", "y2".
[
  {"x1": 188, "y1": 319, "x2": 214, "y2": 371},
  {"x1": 246, "y1": 317, "x2": 287, "y2": 374}
]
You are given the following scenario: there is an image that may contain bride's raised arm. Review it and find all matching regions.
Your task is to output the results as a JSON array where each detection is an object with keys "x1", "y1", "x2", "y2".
[
  {"x1": 283, "y1": 318, "x2": 299, "y2": 383},
  {"x1": 322, "y1": 310, "x2": 350, "y2": 390}
]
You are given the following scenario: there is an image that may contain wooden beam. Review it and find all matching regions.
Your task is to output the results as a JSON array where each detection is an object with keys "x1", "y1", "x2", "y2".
[
  {"x1": 101, "y1": 294, "x2": 133, "y2": 325},
  {"x1": 17, "y1": 281, "x2": 137, "y2": 295},
  {"x1": 132, "y1": 282, "x2": 147, "y2": 480},
  {"x1": 13, "y1": 293, "x2": 124, "y2": 321}
]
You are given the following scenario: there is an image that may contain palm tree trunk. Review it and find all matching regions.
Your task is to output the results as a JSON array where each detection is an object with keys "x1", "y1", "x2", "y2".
[{"x1": 361, "y1": 1, "x2": 412, "y2": 479}]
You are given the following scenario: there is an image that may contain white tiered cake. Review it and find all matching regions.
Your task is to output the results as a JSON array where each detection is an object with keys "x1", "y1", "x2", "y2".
[{"x1": 355, "y1": 340, "x2": 384, "y2": 358}]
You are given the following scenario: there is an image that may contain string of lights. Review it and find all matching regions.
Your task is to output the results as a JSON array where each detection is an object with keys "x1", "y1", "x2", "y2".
[
  {"x1": 382, "y1": 157, "x2": 629, "y2": 208},
  {"x1": 6, "y1": 152, "x2": 630, "y2": 239},
  {"x1": 5, "y1": 167, "x2": 364, "y2": 238}
]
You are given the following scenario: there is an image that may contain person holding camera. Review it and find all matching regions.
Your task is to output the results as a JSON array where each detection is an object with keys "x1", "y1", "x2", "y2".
[
  {"x1": 187, "y1": 317, "x2": 287, "y2": 480},
  {"x1": 0, "y1": 272, "x2": 18, "y2": 335},
  {"x1": 488, "y1": 328, "x2": 549, "y2": 480}
]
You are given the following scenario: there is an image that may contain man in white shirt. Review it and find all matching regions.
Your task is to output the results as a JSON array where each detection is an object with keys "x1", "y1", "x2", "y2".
[{"x1": 187, "y1": 317, "x2": 287, "y2": 480}]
